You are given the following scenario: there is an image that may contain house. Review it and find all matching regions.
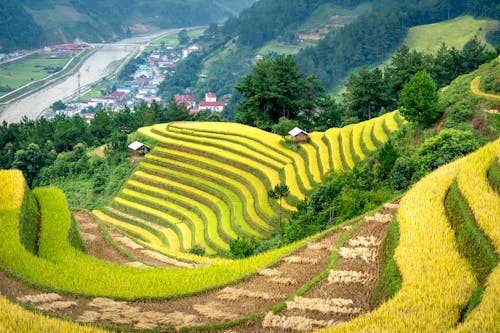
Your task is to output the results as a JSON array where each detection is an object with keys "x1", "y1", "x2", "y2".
[
  {"x1": 199, "y1": 101, "x2": 225, "y2": 112},
  {"x1": 198, "y1": 92, "x2": 225, "y2": 112},
  {"x1": 205, "y1": 92, "x2": 216, "y2": 102},
  {"x1": 288, "y1": 127, "x2": 309, "y2": 144},
  {"x1": 182, "y1": 44, "x2": 203, "y2": 58},
  {"x1": 128, "y1": 141, "x2": 150, "y2": 155}
]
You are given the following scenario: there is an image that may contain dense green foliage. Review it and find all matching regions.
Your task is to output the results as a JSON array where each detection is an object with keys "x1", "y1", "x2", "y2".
[
  {"x1": 235, "y1": 55, "x2": 326, "y2": 129},
  {"x1": 0, "y1": 0, "x2": 44, "y2": 52},
  {"x1": 18, "y1": 186, "x2": 40, "y2": 255},
  {"x1": 488, "y1": 157, "x2": 500, "y2": 194},
  {"x1": 417, "y1": 129, "x2": 480, "y2": 172},
  {"x1": 444, "y1": 180, "x2": 499, "y2": 319},
  {"x1": 296, "y1": 0, "x2": 500, "y2": 89},
  {"x1": 223, "y1": 0, "x2": 366, "y2": 48},
  {"x1": 398, "y1": 70, "x2": 440, "y2": 126},
  {"x1": 341, "y1": 41, "x2": 497, "y2": 124}
]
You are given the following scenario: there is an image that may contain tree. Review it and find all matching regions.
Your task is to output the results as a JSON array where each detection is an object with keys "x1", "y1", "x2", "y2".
[
  {"x1": 178, "y1": 29, "x2": 189, "y2": 45},
  {"x1": 268, "y1": 183, "x2": 289, "y2": 226},
  {"x1": 51, "y1": 100, "x2": 66, "y2": 111},
  {"x1": 235, "y1": 55, "x2": 324, "y2": 130},
  {"x1": 272, "y1": 117, "x2": 299, "y2": 139},
  {"x1": 12, "y1": 143, "x2": 54, "y2": 186},
  {"x1": 398, "y1": 70, "x2": 440, "y2": 127},
  {"x1": 343, "y1": 67, "x2": 388, "y2": 121}
]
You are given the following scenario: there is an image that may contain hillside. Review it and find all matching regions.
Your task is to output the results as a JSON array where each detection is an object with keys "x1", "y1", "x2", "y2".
[
  {"x1": 0, "y1": 0, "x2": 257, "y2": 51},
  {"x1": 0, "y1": 54, "x2": 499, "y2": 331},
  {"x1": 404, "y1": 15, "x2": 498, "y2": 53}
]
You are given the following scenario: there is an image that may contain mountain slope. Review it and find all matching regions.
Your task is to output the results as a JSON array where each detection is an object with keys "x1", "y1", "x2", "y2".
[{"x1": 0, "y1": 0, "x2": 258, "y2": 51}]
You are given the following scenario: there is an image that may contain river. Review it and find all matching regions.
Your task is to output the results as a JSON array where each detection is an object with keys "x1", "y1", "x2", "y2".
[{"x1": 0, "y1": 29, "x2": 178, "y2": 124}]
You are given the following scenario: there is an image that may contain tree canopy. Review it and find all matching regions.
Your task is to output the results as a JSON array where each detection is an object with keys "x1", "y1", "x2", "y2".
[
  {"x1": 235, "y1": 55, "x2": 324, "y2": 130},
  {"x1": 398, "y1": 70, "x2": 440, "y2": 126}
]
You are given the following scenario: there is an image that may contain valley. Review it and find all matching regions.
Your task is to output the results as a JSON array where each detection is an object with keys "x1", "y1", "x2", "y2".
[
  {"x1": 0, "y1": 29, "x2": 181, "y2": 123},
  {"x1": 0, "y1": 1, "x2": 499, "y2": 332}
]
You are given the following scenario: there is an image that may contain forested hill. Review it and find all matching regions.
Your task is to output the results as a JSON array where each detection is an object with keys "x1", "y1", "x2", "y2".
[
  {"x1": 222, "y1": 0, "x2": 367, "y2": 48},
  {"x1": 0, "y1": 0, "x2": 257, "y2": 52},
  {"x1": 0, "y1": 0, "x2": 43, "y2": 51},
  {"x1": 295, "y1": 0, "x2": 500, "y2": 88},
  {"x1": 219, "y1": 0, "x2": 498, "y2": 89}
]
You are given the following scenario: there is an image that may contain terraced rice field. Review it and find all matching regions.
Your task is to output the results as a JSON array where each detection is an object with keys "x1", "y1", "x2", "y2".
[
  {"x1": 0, "y1": 132, "x2": 498, "y2": 332},
  {"x1": 0, "y1": 167, "x2": 398, "y2": 331},
  {"x1": 94, "y1": 111, "x2": 403, "y2": 258}
]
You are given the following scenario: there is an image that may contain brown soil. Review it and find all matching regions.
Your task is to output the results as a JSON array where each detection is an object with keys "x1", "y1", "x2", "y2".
[
  {"x1": 73, "y1": 210, "x2": 130, "y2": 265},
  {"x1": 75, "y1": 210, "x2": 189, "y2": 268}
]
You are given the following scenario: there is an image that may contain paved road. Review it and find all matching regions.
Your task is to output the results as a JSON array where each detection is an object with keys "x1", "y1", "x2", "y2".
[{"x1": 0, "y1": 29, "x2": 178, "y2": 124}]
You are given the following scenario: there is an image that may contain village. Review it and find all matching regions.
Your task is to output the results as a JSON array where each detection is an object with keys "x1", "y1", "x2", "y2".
[{"x1": 50, "y1": 41, "x2": 226, "y2": 122}]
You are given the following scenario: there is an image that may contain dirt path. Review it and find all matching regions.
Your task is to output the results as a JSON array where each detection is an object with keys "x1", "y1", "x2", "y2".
[
  {"x1": 74, "y1": 210, "x2": 194, "y2": 268},
  {"x1": 228, "y1": 203, "x2": 398, "y2": 332},
  {"x1": 0, "y1": 204, "x2": 397, "y2": 332}
]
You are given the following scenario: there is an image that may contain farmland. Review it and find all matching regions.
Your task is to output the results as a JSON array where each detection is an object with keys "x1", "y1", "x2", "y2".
[
  {"x1": 92, "y1": 111, "x2": 402, "y2": 259},
  {"x1": 0, "y1": 53, "x2": 69, "y2": 95},
  {"x1": 1, "y1": 136, "x2": 498, "y2": 331},
  {"x1": 0, "y1": 101, "x2": 499, "y2": 331}
]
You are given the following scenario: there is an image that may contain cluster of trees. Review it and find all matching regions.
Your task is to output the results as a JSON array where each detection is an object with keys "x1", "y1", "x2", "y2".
[
  {"x1": 296, "y1": 0, "x2": 500, "y2": 88},
  {"x1": 341, "y1": 39, "x2": 497, "y2": 124},
  {"x1": 235, "y1": 55, "x2": 327, "y2": 130},
  {"x1": 0, "y1": 101, "x2": 200, "y2": 188},
  {"x1": 233, "y1": 39, "x2": 497, "y2": 133}
]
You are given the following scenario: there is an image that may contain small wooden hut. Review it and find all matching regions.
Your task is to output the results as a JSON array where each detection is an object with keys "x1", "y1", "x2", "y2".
[
  {"x1": 288, "y1": 127, "x2": 309, "y2": 144},
  {"x1": 128, "y1": 141, "x2": 150, "y2": 155}
]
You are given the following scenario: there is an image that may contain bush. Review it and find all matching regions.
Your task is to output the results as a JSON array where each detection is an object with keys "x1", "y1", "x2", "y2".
[
  {"x1": 228, "y1": 236, "x2": 258, "y2": 259},
  {"x1": 188, "y1": 245, "x2": 206, "y2": 256},
  {"x1": 417, "y1": 129, "x2": 480, "y2": 172},
  {"x1": 391, "y1": 157, "x2": 413, "y2": 191}
]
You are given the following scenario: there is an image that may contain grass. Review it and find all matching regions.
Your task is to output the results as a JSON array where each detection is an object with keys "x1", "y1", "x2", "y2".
[
  {"x1": 146, "y1": 27, "x2": 206, "y2": 51},
  {"x1": 257, "y1": 40, "x2": 317, "y2": 56},
  {"x1": 0, "y1": 53, "x2": 69, "y2": 93},
  {"x1": 444, "y1": 181, "x2": 499, "y2": 320},
  {"x1": 487, "y1": 157, "x2": 500, "y2": 194},
  {"x1": 404, "y1": 15, "x2": 499, "y2": 53},
  {"x1": 369, "y1": 218, "x2": 402, "y2": 308}
]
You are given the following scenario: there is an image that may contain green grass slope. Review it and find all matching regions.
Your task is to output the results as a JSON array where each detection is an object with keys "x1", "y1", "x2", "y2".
[{"x1": 403, "y1": 15, "x2": 498, "y2": 54}]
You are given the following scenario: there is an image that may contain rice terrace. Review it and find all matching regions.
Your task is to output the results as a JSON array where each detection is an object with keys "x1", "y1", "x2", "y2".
[
  {"x1": 1, "y1": 0, "x2": 500, "y2": 332},
  {"x1": 1, "y1": 102, "x2": 500, "y2": 331}
]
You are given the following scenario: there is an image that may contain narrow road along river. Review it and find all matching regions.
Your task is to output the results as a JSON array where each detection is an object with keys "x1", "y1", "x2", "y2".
[{"x1": 0, "y1": 29, "x2": 177, "y2": 124}]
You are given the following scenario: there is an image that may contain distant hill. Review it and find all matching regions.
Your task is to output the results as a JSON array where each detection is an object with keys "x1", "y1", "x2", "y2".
[
  {"x1": 295, "y1": 0, "x2": 499, "y2": 89},
  {"x1": 0, "y1": 0, "x2": 257, "y2": 52},
  {"x1": 403, "y1": 15, "x2": 498, "y2": 53}
]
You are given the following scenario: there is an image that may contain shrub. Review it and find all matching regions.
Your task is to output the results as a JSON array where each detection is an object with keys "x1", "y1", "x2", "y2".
[
  {"x1": 228, "y1": 236, "x2": 258, "y2": 259},
  {"x1": 391, "y1": 156, "x2": 413, "y2": 191},
  {"x1": 417, "y1": 129, "x2": 480, "y2": 172}
]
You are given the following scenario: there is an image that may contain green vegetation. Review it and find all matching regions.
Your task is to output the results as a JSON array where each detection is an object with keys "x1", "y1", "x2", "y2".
[
  {"x1": 444, "y1": 180, "x2": 499, "y2": 319},
  {"x1": 369, "y1": 217, "x2": 402, "y2": 308},
  {"x1": 398, "y1": 70, "x2": 440, "y2": 126},
  {"x1": 404, "y1": 16, "x2": 498, "y2": 53},
  {"x1": 488, "y1": 157, "x2": 500, "y2": 194},
  {"x1": 0, "y1": 53, "x2": 69, "y2": 94}
]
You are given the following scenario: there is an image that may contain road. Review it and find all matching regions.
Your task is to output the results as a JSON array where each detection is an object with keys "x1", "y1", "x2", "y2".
[{"x1": 0, "y1": 29, "x2": 179, "y2": 124}]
